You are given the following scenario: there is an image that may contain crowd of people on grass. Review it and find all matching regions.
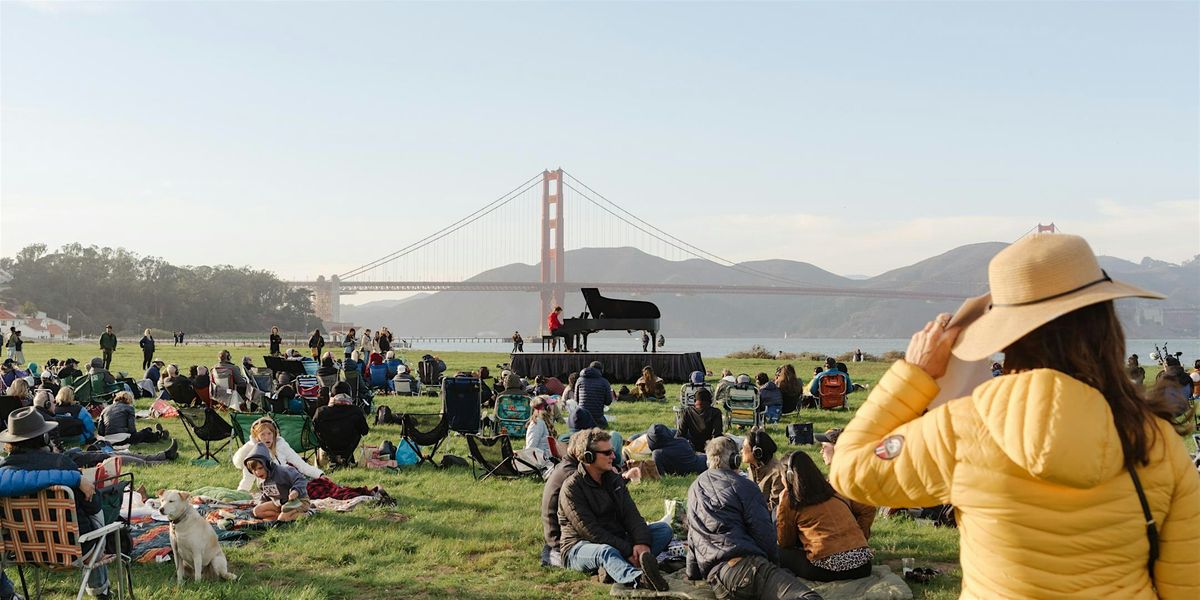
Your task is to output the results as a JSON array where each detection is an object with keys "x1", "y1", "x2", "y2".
[{"x1": 1, "y1": 234, "x2": 1198, "y2": 599}]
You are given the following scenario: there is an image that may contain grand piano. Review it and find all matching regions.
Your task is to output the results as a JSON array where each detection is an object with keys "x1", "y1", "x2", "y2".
[{"x1": 555, "y1": 288, "x2": 662, "y2": 353}]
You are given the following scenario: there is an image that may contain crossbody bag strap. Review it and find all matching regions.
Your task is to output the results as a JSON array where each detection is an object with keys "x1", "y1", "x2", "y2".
[{"x1": 1128, "y1": 465, "x2": 1159, "y2": 585}]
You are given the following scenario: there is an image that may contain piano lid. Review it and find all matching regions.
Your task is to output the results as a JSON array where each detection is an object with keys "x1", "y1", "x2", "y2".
[{"x1": 580, "y1": 288, "x2": 661, "y2": 320}]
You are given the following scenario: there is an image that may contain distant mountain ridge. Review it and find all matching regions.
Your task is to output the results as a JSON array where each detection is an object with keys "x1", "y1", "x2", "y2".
[{"x1": 341, "y1": 244, "x2": 1199, "y2": 338}]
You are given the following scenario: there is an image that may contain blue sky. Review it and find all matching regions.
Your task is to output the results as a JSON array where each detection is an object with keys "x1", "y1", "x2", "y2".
[{"x1": 2, "y1": 0, "x2": 1197, "y2": 292}]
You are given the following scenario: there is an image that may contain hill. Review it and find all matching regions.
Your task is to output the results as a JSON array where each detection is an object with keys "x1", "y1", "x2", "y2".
[{"x1": 341, "y1": 245, "x2": 1198, "y2": 338}]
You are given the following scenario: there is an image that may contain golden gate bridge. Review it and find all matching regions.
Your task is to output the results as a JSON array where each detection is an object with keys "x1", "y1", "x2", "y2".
[{"x1": 285, "y1": 169, "x2": 976, "y2": 328}]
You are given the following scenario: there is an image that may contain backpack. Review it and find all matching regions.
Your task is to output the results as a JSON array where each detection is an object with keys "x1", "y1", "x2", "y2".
[{"x1": 374, "y1": 405, "x2": 402, "y2": 426}]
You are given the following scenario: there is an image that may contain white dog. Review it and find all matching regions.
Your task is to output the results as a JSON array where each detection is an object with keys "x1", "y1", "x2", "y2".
[{"x1": 160, "y1": 490, "x2": 238, "y2": 584}]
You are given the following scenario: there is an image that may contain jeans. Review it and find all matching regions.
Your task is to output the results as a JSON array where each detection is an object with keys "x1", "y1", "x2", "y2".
[
  {"x1": 708, "y1": 555, "x2": 817, "y2": 600},
  {"x1": 102, "y1": 350, "x2": 114, "y2": 370},
  {"x1": 565, "y1": 521, "x2": 673, "y2": 584},
  {"x1": 0, "y1": 570, "x2": 15, "y2": 600}
]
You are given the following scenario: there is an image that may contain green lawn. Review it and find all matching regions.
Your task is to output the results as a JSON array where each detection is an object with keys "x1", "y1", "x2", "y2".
[{"x1": 8, "y1": 341, "x2": 983, "y2": 599}]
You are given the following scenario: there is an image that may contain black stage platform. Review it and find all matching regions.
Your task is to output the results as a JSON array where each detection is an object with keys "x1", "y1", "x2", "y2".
[{"x1": 509, "y1": 352, "x2": 705, "y2": 384}]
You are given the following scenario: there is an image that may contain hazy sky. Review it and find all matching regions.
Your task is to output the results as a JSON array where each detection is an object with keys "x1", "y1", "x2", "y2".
[{"x1": 2, "y1": 0, "x2": 1197, "y2": 300}]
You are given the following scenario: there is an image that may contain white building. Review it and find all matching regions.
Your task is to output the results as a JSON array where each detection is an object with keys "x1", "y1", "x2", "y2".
[{"x1": 0, "y1": 308, "x2": 71, "y2": 340}]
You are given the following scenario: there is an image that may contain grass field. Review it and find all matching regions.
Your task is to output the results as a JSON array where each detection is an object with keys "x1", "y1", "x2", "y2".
[{"x1": 13, "y1": 340, "x2": 1127, "y2": 599}]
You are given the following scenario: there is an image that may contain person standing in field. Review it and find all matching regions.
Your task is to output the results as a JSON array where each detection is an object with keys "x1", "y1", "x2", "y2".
[
  {"x1": 269, "y1": 326, "x2": 283, "y2": 356},
  {"x1": 99, "y1": 325, "x2": 118, "y2": 370},
  {"x1": 307, "y1": 329, "x2": 325, "y2": 360},
  {"x1": 139, "y1": 329, "x2": 155, "y2": 370}
]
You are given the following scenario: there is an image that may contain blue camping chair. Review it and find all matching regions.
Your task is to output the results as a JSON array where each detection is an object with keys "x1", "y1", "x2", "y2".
[{"x1": 369, "y1": 364, "x2": 391, "y2": 391}]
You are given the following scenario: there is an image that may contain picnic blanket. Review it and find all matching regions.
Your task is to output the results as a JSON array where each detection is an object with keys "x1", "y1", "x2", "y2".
[
  {"x1": 609, "y1": 565, "x2": 912, "y2": 600},
  {"x1": 128, "y1": 495, "x2": 273, "y2": 563}
]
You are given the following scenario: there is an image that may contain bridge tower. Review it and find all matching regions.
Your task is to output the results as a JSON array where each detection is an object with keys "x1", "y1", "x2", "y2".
[
  {"x1": 540, "y1": 169, "x2": 565, "y2": 334},
  {"x1": 312, "y1": 275, "x2": 341, "y2": 326}
]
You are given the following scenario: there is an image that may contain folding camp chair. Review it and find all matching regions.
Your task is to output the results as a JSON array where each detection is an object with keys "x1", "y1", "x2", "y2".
[
  {"x1": 817, "y1": 373, "x2": 849, "y2": 410},
  {"x1": 464, "y1": 434, "x2": 547, "y2": 481},
  {"x1": 210, "y1": 367, "x2": 245, "y2": 411},
  {"x1": 301, "y1": 359, "x2": 319, "y2": 376},
  {"x1": 368, "y1": 364, "x2": 390, "y2": 392},
  {"x1": 400, "y1": 413, "x2": 449, "y2": 467},
  {"x1": 675, "y1": 382, "x2": 710, "y2": 428},
  {"x1": 163, "y1": 379, "x2": 198, "y2": 409},
  {"x1": 0, "y1": 485, "x2": 134, "y2": 600},
  {"x1": 442, "y1": 377, "x2": 482, "y2": 434},
  {"x1": 494, "y1": 393, "x2": 531, "y2": 437},
  {"x1": 273, "y1": 413, "x2": 320, "y2": 459},
  {"x1": 86, "y1": 373, "x2": 122, "y2": 405},
  {"x1": 417, "y1": 359, "x2": 442, "y2": 396},
  {"x1": 724, "y1": 381, "x2": 761, "y2": 429},
  {"x1": 296, "y1": 376, "x2": 321, "y2": 402},
  {"x1": 178, "y1": 407, "x2": 233, "y2": 464}
]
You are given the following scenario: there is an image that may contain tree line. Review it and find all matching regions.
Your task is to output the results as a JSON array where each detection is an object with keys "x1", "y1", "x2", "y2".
[{"x1": 0, "y1": 244, "x2": 318, "y2": 336}]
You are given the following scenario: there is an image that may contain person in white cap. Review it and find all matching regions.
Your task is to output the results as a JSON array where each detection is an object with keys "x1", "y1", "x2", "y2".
[{"x1": 828, "y1": 234, "x2": 1198, "y2": 599}]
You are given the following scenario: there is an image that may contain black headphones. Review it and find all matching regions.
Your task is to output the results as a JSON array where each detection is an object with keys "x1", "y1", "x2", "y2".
[
  {"x1": 728, "y1": 448, "x2": 741, "y2": 470},
  {"x1": 749, "y1": 430, "x2": 764, "y2": 460},
  {"x1": 582, "y1": 446, "x2": 596, "y2": 464}
]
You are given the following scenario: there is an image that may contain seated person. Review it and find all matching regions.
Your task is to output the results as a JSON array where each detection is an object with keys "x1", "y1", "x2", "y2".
[
  {"x1": 774, "y1": 364, "x2": 804, "y2": 414},
  {"x1": 159, "y1": 363, "x2": 181, "y2": 391},
  {"x1": 756, "y1": 372, "x2": 782, "y2": 413},
  {"x1": 686, "y1": 437, "x2": 823, "y2": 600},
  {"x1": 232, "y1": 417, "x2": 324, "y2": 491},
  {"x1": 142, "y1": 360, "x2": 163, "y2": 393},
  {"x1": 213, "y1": 350, "x2": 249, "y2": 397},
  {"x1": 743, "y1": 428, "x2": 786, "y2": 513},
  {"x1": 243, "y1": 443, "x2": 310, "y2": 522},
  {"x1": 713, "y1": 369, "x2": 736, "y2": 407},
  {"x1": 558, "y1": 428, "x2": 672, "y2": 591},
  {"x1": 391, "y1": 364, "x2": 419, "y2": 396},
  {"x1": 565, "y1": 403, "x2": 595, "y2": 434},
  {"x1": 312, "y1": 382, "x2": 370, "y2": 467},
  {"x1": 809, "y1": 358, "x2": 852, "y2": 397},
  {"x1": 273, "y1": 373, "x2": 301, "y2": 413},
  {"x1": 541, "y1": 431, "x2": 589, "y2": 567},
  {"x1": 576, "y1": 363, "x2": 614, "y2": 428},
  {"x1": 36, "y1": 371, "x2": 61, "y2": 396},
  {"x1": 646, "y1": 423, "x2": 706, "y2": 476},
  {"x1": 633, "y1": 366, "x2": 666, "y2": 400},
  {"x1": 501, "y1": 371, "x2": 530, "y2": 396},
  {"x1": 615, "y1": 385, "x2": 636, "y2": 403},
  {"x1": 777, "y1": 451, "x2": 874, "y2": 582},
  {"x1": 97, "y1": 391, "x2": 168, "y2": 444},
  {"x1": 530, "y1": 375, "x2": 551, "y2": 397},
  {"x1": 0, "y1": 407, "x2": 113, "y2": 598},
  {"x1": 192, "y1": 365, "x2": 213, "y2": 403},
  {"x1": 383, "y1": 351, "x2": 404, "y2": 378},
  {"x1": 524, "y1": 396, "x2": 558, "y2": 457},
  {"x1": 57, "y1": 358, "x2": 83, "y2": 380},
  {"x1": 87, "y1": 357, "x2": 116, "y2": 386},
  {"x1": 316, "y1": 352, "x2": 340, "y2": 388},
  {"x1": 677, "y1": 388, "x2": 723, "y2": 453},
  {"x1": 53, "y1": 386, "x2": 96, "y2": 445}
]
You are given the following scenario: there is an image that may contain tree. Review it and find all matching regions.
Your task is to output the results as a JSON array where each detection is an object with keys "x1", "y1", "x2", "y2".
[{"x1": 19, "y1": 301, "x2": 37, "y2": 316}]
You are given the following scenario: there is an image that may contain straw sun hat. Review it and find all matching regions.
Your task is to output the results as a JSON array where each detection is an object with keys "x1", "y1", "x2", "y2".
[{"x1": 951, "y1": 234, "x2": 1165, "y2": 361}]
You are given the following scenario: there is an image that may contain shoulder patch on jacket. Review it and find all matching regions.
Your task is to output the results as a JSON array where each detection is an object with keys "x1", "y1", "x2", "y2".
[{"x1": 874, "y1": 435, "x2": 904, "y2": 460}]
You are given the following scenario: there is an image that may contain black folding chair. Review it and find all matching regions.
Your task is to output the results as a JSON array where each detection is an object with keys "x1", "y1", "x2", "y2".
[
  {"x1": 178, "y1": 407, "x2": 233, "y2": 465},
  {"x1": 400, "y1": 412, "x2": 449, "y2": 467},
  {"x1": 464, "y1": 434, "x2": 547, "y2": 481}
]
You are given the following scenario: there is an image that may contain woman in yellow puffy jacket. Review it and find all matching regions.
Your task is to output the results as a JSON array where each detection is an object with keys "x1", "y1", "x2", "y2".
[{"x1": 829, "y1": 234, "x2": 1198, "y2": 599}]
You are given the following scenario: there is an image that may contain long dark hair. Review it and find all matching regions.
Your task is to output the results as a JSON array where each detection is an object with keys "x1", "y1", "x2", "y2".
[
  {"x1": 1002, "y1": 301, "x2": 1175, "y2": 468},
  {"x1": 783, "y1": 451, "x2": 836, "y2": 509}
]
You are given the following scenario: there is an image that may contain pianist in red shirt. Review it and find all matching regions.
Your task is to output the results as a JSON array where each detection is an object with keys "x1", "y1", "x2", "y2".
[{"x1": 548, "y1": 306, "x2": 564, "y2": 351}]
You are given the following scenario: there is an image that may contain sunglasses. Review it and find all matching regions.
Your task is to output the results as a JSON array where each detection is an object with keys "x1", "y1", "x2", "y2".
[{"x1": 592, "y1": 448, "x2": 615, "y2": 457}]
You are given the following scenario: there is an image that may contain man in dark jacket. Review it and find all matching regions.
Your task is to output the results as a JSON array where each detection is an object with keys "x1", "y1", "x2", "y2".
[
  {"x1": 756, "y1": 372, "x2": 782, "y2": 413},
  {"x1": 313, "y1": 383, "x2": 370, "y2": 466},
  {"x1": 99, "y1": 325, "x2": 118, "y2": 370},
  {"x1": 558, "y1": 429, "x2": 671, "y2": 591},
  {"x1": 575, "y1": 362, "x2": 613, "y2": 428},
  {"x1": 677, "y1": 388, "x2": 723, "y2": 452},
  {"x1": 541, "y1": 431, "x2": 589, "y2": 567},
  {"x1": 646, "y1": 423, "x2": 706, "y2": 476},
  {"x1": 687, "y1": 437, "x2": 823, "y2": 600}
]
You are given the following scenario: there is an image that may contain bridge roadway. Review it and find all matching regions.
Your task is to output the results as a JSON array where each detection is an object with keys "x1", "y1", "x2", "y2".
[{"x1": 284, "y1": 280, "x2": 972, "y2": 301}]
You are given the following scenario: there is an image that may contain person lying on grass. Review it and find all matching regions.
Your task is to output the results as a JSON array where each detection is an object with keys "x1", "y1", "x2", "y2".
[{"x1": 244, "y1": 443, "x2": 310, "y2": 522}]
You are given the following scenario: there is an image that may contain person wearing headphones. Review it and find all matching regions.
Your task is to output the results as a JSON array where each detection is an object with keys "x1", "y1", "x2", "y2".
[
  {"x1": 776, "y1": 451, "x2": 874, "y2": 582},
  {"x1": 686, "y1": 436, "x2": 824, "y2": 600},
  {"x1": 557, "y1": 428, "x2": 672, "y2": 592},
  {"x1": 743, "y1": 428, "x2": 787, "y2": 513}
]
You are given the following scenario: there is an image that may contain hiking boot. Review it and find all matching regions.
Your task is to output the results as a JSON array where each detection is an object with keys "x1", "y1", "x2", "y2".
[
  {"x1": 635, "y1": 551, "x2": 668, "y2": 591},
  {"x1": 163, "y1": 439, "x2": 179, "y2": 461}
]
